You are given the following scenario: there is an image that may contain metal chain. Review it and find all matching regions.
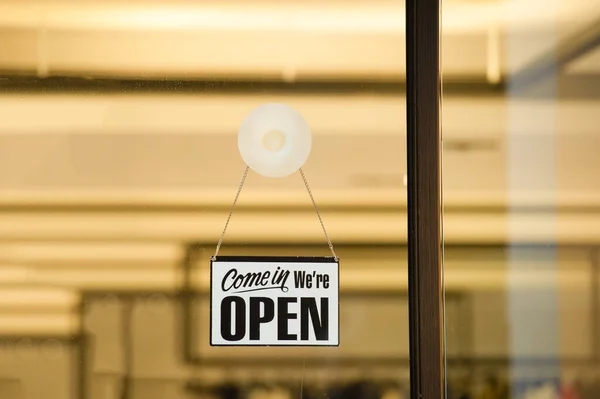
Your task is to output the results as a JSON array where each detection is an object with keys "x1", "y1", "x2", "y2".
[
  {"x1": 212, "y1": 166, "x2": 338, "y2": 261},
  {"x1": 212, "y1": 166, "x2": 249, "y2": 259},
  {"x1": 299, "y1": 168, "x2": 338, "y2": 261}
]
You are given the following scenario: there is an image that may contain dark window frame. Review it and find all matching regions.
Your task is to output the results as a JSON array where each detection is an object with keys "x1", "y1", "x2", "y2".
[{"x1": 406, "y1": 0, "x2": 445, "y2": 398}]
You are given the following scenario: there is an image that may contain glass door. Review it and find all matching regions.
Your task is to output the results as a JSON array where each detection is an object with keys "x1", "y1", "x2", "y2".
[
  {"x1": 441, "y1": 0, "x2": 600, "y2": 398},
  {"x1": 0, "y1": 1, "x2": 439, "y2": 399}
]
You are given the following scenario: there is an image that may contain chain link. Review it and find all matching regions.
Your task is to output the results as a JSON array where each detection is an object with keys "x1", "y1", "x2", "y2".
[
  {"x1": 212, "y1": 166, "x2": 338, "y2": 261},
  {"x1": 212, "y1": 166, "x2": 249, "y2": 259},
  {"x1": 299, "y1": 168, "x2": 338, "y2": 260}
]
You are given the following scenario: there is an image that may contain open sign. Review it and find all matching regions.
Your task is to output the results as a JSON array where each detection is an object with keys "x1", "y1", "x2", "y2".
[{"x1": 210, "y1": 256, "x2": 339, "y2": 346}]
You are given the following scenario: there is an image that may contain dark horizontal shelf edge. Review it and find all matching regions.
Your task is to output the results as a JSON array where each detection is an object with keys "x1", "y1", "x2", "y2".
[{"x1": 0, "y1": 75, "x2": 503, "y2": 95}]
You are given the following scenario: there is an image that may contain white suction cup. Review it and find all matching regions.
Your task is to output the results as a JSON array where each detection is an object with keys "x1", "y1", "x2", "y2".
[{"x1": 238, "y1": 103, "x2": 312, "y2": 178}]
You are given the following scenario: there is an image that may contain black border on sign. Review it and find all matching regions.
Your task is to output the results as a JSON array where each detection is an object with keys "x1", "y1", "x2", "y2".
[{"x1": 209, "y1": 255, "x2": 340, "y2": 347}]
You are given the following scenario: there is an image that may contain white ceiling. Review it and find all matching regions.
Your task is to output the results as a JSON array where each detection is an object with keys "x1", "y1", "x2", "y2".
[
  {"x1": 0, "y1": 0, "x2": 596, "y2": 32},
  {"x1": 0, "y1": 0, "x2": 598, "y2": 80}
]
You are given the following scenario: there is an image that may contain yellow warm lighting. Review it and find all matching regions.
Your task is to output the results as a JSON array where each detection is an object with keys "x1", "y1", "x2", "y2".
[{"x1": 0, "y1": 0, "x2": 596, "y2": 33}]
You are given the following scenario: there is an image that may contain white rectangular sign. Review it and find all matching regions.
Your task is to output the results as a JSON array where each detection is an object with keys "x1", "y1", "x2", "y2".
[{"x1": 210, "y1": 256, "x2": 339, "y2": 346}]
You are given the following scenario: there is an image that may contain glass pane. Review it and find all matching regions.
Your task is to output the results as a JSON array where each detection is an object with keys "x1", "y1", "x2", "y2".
[
  {"x1": 443, "y1": 0, "x2": 600, "y2": 397},
  {"x1": 0, "y1": 1, "x2": 412, "y2": 399}
]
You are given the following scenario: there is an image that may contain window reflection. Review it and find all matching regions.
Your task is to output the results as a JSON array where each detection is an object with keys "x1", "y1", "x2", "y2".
[{"x1": 0, "y1": 0, "x2": 599, "y2": 398}]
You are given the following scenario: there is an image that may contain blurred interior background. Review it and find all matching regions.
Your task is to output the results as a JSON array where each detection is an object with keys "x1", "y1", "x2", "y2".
[{"x1": 0, "y1": 0, "x2": 599, "y2": 398}]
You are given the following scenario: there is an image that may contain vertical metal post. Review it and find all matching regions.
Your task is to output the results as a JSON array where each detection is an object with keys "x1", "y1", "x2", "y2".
[{"x1": 406, "y1": 0, "x2": 444, "y2": 397}]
